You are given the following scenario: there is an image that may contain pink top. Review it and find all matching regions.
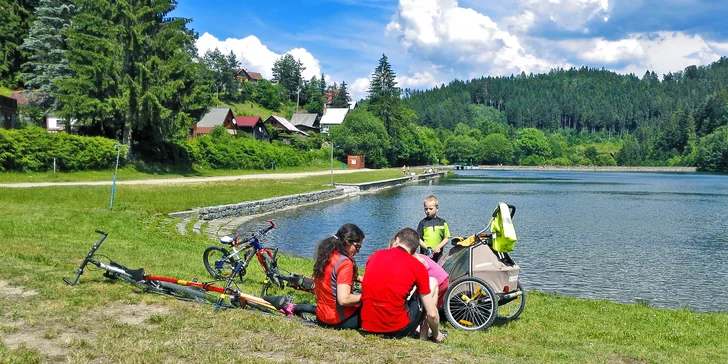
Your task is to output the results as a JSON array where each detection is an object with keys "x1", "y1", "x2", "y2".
[{"x1": 417, "y1": 254, "x2": 449, "y2": 285}]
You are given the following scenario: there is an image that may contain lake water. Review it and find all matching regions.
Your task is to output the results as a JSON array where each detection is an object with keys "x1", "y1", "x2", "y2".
[{"x1": 236, "y1": 170, "x2": 728, "y2": 312}]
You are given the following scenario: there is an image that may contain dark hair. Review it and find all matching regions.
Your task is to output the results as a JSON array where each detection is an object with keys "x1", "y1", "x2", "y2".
[
  {"x1": 395, "y1": 227, "x2": 419, "y2": 254},
  {"x1": 312, "y1": 223, "x2": 365, "y2": 281}
]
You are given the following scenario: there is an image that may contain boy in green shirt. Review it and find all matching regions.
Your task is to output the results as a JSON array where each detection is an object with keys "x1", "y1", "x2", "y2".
[{"x1": 416, "y1": 195, "x2": 450, "y2": 262}]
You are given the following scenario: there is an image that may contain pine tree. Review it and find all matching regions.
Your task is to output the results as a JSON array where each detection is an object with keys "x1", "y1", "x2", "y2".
[
  {"x1": 58, "y1": 0, "x2": 212, "y2": 156},
  {"x1": 368, "y1": 53, "x2": 400, "y2": 133},
  {"x1": 330, "y1": 80, "x2": 350, "y2": 108},
  {"x1": 20, "y1": 0, "x2": 76, "y2": 112},
  {"x1": 0, "y1": 0, "x2": 40, "y2": 86},
  {"x1": 272, "y1": 53, "x2": 305, "y2": 101}
]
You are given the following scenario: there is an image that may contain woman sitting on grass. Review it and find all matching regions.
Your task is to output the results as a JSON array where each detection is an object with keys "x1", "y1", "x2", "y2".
[{"x1": 312, "y1": 223, "x2": 365, "y2": 329}]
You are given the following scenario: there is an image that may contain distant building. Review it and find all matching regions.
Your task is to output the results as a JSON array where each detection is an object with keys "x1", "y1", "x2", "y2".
[
  {"x1": 319, "y1": 107, "x2": 349, "y2": 134},
  {"x1": 264, "y1": 115, "x2": 308, "y2": 144},
  {"x1": 8, "y1": 90, "x2": 66, "y2": 131},
  {"x1": 234, "y1": 115, "x2": 269, "y2": 142},
  {"x1": 236, "y1": 68, "x2": 263, "y2": 84},
  {"x1": 290, "y1": 112, "x2": 320, "y2": 134},
  {"x1": 0, "y1": 95, "x2": 18, "y2": 129},
  {"x1": 190, "y1": 107, "x2": 235, "y2": 138}
]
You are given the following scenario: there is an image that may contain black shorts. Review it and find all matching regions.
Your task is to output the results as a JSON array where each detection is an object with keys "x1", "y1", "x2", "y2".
[
  {"x1": 379, "y1": 297, "x2": 424, "y2": 339},
  {"x1": 317, "y1": 307, "x2": 361, "y2": 330}
]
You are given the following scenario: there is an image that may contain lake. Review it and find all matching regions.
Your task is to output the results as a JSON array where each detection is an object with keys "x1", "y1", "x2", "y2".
[{"x1": 236, "y1": 170, "x2": 728, "y2": 312}]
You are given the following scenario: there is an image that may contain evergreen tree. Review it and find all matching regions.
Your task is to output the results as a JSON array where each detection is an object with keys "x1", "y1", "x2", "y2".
[
  {"x1": 330, "y1": 80, "x2": 350, "y2": 108},
  {"x1": 0, "y1": 0, "x2": 40, "y2": 86},
  {"x1": 20, "y1": 0, "x2": 76, "y2": 113},
  {"x1": 58, "y1": 0, "x2": 212, "y2": 156},
  {"x1": 201, "y1": 48, "x2": 239, "y2": 99},
  {"x1": 272, "y1": 53, "x2": 305, "y2": 101},
  {"x1": 368, "y1": 53, "x2": 400, "y2": 132}
]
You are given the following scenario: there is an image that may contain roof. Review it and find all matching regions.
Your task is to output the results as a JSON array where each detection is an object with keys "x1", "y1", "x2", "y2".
[
  {"x1": 11, "y1": 90, "x2": 30, "y2": 105},
  {"x1": 290, "y1": 113, "x2": 318, "y2": 128},
  {"x1": 247, "y1": 71, "x2": 263, "y2": 80},
  {"x1": 319, "y1": 108, "x2": 349, "y2": 126},
  {"x1": 197, "y1": 107, "x2": 232, "y2": 127},
  {"x1": 234, "y1": 115, "x2": 263, "y2": 127},
  {"x1": 266, "y1": 115, "x2": 308, "y2": 136}
]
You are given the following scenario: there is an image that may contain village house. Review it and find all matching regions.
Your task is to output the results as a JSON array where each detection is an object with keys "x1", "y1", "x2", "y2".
[
  {"x1": 234, "y1": 115, "x2": 269, "y2": 142},
  {"x1": 264, "y1": 115, "x2": 308, "y2": 144},
  {"x1": 319, "y1": 107, "x2": 349, "y2": 134},
  {"x1": 236, "y1": 68, "x2": 263, "y2": 84},
  {"x1": 189, "y1": 106, "x2": 235, "y2": 138},
  {"x1": 6, "y1": 90, "x2": 66, "y2": 131},
  {"x1": 0, "y1": 95, "x2": 18, "y2": 129},
  {"x1": 290, "y1": 112, "x2": 320, "y2": 134}
]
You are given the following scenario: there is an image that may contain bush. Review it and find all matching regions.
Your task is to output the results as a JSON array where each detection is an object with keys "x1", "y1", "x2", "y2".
[
  {"x1": 546, "y1": 157, "x2": 572, "y2": 166},
  {"x1": 0, "y1": 126, "x2": 125, "y2": 172},
  {"x1": 595, "y1": 154, "x2": 617, "y2": 166}
]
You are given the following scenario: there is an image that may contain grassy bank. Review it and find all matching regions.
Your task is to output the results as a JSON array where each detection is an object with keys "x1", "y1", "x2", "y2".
[{"x1": 1, "y1": 170, "x2": 726, "y2": 363}]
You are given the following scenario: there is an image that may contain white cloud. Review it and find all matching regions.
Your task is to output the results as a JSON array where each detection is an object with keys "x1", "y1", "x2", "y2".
[
  {"x1": 399, "y1": 70, "x2": 441, "y2": 89},
  {"x1": 196, "y1": 33, "x2": 322, "y2": 80},
  {"x1": 568, "y1": 32, "x2": 722, "y2": 76},
  {"x1": 579, "y1": 38, "x2": 645, "y2": 63},
  {"x1": 350, "y1": 76, "x2": 371, "y2": 101},
  {"x1": 386, "y1": 0, "x2": 557, "y2": 77},
  {"x1": 505, "y1": 0, "x2": 611, "y2": 33}
]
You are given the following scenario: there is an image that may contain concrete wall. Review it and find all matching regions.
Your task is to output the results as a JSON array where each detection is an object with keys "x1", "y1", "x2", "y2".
[{"x1": 169, "y1": 172, "x2": 447, "y2": 221}]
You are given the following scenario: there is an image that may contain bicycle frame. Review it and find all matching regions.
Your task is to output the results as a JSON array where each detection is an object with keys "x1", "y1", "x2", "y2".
[{"x1": 65, "y1": 230, "x2": 313, "y2": 318}]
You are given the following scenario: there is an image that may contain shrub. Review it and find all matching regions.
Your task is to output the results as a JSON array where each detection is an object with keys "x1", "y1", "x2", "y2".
[
  {"x1": 546, "y1": 157, "x2": 572, "y2": 166},
  {"x1": 0, "y1": 126, "x2": 124, "y2": 172},
  {"x1": 595, "y1": 154, "x2": 617, "y2": 166}
]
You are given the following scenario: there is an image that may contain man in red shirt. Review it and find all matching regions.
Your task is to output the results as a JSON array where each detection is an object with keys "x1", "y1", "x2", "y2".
[{"x1": 360, "y1": 228, "x2": 445, "y2": 342}]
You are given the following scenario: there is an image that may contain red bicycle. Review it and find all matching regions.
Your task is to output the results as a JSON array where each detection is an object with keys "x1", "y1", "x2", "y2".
[{"x1": 65, "y1": 230, "x2": 315, "y2": 319}]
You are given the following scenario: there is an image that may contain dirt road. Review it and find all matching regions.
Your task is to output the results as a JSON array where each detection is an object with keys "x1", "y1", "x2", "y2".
[{"x1": 0, "y1": 169, "x2": 370, "y2": 188}]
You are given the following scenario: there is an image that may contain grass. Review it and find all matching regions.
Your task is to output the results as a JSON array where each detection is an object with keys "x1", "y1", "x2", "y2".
[
  {"x1": 0, "y1": 161, "x2": 360, "y2": 184},
  {"x1": 228, "y1": 101, "x2": 279, "y2": 119},
  {"x1": 1, "y1": 169, "x2": 727, "y2": 363},
  {"x1": 0, "y1": 86, "x2": 11, "y2": 97}
]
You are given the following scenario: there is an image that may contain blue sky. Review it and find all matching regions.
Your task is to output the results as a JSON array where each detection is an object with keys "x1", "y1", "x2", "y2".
[{"x1": 172, "y1": 0, "x2": 728, "y2": 101}]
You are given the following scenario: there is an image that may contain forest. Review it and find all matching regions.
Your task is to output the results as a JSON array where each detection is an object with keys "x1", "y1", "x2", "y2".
[{"x1": 2, "y1": 0, "x2": 727, "y2": 172}]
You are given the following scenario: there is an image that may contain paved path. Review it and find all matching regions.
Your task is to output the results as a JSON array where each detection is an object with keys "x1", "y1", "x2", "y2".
[{"x1": 0, "y1": 169, "x2": 371, "y2": 188}]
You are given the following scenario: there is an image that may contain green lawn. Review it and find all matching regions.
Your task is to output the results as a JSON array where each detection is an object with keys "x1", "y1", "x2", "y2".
[
  {"x1": 228, "y1": 101, "x2": 278, "y2": 119},
  {"x1": 0, "y1": 170, "x2": 726, "y2": 363},
  {"x1": 0, "y1": 86, "x2": 11, "y2": 97}
]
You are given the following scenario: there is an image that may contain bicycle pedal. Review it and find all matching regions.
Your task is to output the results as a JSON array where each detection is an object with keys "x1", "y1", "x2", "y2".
[{"x1": 192, "y1": 277, "x2": 198, "y2": 282}]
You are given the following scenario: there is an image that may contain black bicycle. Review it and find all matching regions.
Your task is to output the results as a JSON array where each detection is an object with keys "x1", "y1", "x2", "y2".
[{"x1": 203, "y1": 220, "x2": 315, "y2": 296}]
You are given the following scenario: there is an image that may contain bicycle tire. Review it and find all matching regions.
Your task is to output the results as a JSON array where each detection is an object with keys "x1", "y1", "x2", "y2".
[
  {"x1": 260, "y1": 252, "x2": 278, "y2": 297},
  {"x1": 203, "y1": 246, "x2": 238, "y2": 279},
  {"x1": 153, "y1": 281, "x2": 235, "y2": 309}
]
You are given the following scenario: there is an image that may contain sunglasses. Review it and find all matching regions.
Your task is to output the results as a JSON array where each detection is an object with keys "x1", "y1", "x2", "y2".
[{"x1": 352, "y1": 242, "x2": 362, "y2": 252}]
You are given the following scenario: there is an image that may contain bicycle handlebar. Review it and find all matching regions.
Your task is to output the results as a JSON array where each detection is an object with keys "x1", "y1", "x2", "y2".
[
  {"x1": 63, "y1": 230, "x2": 108, "y2": 286},
  {"x1": 238, "y1": 220, "x2": 276, "y2": 244}
]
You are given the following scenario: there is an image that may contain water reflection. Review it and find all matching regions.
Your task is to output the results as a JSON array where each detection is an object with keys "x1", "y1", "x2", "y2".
[{"x1": 237, "y1": 170, "x2": 728, "y2": 312}]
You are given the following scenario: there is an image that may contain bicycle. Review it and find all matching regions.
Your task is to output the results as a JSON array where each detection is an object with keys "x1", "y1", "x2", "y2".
[
  {"x1": 202, "y1": 220, "x2": 315, "y2": 297},
  {"x1": 65, "y1": 230, "x2": 316, "y2": 319}
]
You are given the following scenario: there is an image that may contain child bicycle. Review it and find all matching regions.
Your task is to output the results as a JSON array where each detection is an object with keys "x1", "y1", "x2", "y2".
[
  {"x1": 65, "y1": 230, "x2": 316, "y2": 320},
  {"x1": 203, "y1": 220, "x2": 315, "y2": 297}
]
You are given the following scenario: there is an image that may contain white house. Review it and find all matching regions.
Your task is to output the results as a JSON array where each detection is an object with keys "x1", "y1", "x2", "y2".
[{"x1": 319, "y1": 108, "x2": 349, "y2": 134}]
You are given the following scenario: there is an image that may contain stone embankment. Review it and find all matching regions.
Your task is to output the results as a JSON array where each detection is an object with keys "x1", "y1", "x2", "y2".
[{"x1": 171, "y1": 172, "x2": 446, "y2": 237}]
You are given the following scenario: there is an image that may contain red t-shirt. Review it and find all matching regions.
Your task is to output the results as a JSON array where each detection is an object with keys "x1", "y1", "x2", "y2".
[
  {"x1": 314, "y1": 251, "x2": 359, "y2": 325},
  {"x1": 360, "y1": 247, "x2": 431, "y2": 333}
]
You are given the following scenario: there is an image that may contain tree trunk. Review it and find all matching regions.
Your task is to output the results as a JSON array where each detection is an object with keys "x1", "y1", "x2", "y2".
[{"x1": 122, "y1": 122, "x2": 132, "y2": 160}]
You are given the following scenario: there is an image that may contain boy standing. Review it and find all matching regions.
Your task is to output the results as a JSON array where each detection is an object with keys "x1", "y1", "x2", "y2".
[{"x1": 417, "y1": 195, "x2": 450, "y2": 262}]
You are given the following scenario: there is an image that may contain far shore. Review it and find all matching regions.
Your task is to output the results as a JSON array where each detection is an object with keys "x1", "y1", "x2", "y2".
[{"x1": 433, "y1": 165, "x2": 697, "y2": 173}]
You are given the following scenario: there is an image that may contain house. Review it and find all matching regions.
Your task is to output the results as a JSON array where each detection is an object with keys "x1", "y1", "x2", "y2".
[
  {"x1": 234, "y1": 115, "x2": 270, "y2": 142},
  {"x1": 290, "y1": 112, "x2": 319, "y2": 134},
  {"x1": 7, "y1": 90, "x2": 66, "y2": 131},
  {"x1": 319, "y1": 107, "x2": 349, "y2": 134},
  {"x1": 236, "y1": 68, "x2": 263, "y2": 84},
  {"x1": 264, "y1": 115, "x2": 308, "y2": 143},
  {"x1": 0, "y1": 95, "x2": 18, "y2": 129},
  {"x1": 189, "y1": 107, "x2": 235, "y2": 138}
]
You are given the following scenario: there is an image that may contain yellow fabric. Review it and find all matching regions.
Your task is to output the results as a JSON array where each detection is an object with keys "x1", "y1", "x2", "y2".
[{"x1": 490, "y1": 202, "x2": 517, "y2": 252}]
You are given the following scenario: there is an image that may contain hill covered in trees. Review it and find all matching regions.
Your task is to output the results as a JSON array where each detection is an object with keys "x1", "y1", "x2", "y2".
[{"x1": 395, "y1": 60, "x2": 728, "y2": 171}]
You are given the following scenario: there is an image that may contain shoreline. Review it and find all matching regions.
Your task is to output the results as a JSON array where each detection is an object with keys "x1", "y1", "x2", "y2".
[{"x1": 440, "y1": 165, "x2": 697, "y2": 173}]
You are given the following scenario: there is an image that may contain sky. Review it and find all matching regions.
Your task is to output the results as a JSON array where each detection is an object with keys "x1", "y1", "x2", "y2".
[{"x1": 171, "y1": 0, "x2": 728, "y2": 101}]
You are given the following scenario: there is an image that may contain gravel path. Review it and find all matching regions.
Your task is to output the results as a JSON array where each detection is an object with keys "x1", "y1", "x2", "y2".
[{"x1": 0, "y1": 169, "x2": 370, "y2": 188}]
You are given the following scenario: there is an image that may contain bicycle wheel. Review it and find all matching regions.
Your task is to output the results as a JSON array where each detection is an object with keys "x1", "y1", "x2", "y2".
[
  {"x1": 443, "y1": 276, "x2": 498, "y2": 331},
  {"x1": 155, "y1": 281, "x2": 237, "y2": 309},
  {"x1": 497, "y1": 283, "x2": 526, "y2": 321},
  {"x1": 203, "y1": 246, "x2": 237, "y2": 279},
  {"x1": 259, "y1": 252, "x2": 279, "y2": 297}
]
